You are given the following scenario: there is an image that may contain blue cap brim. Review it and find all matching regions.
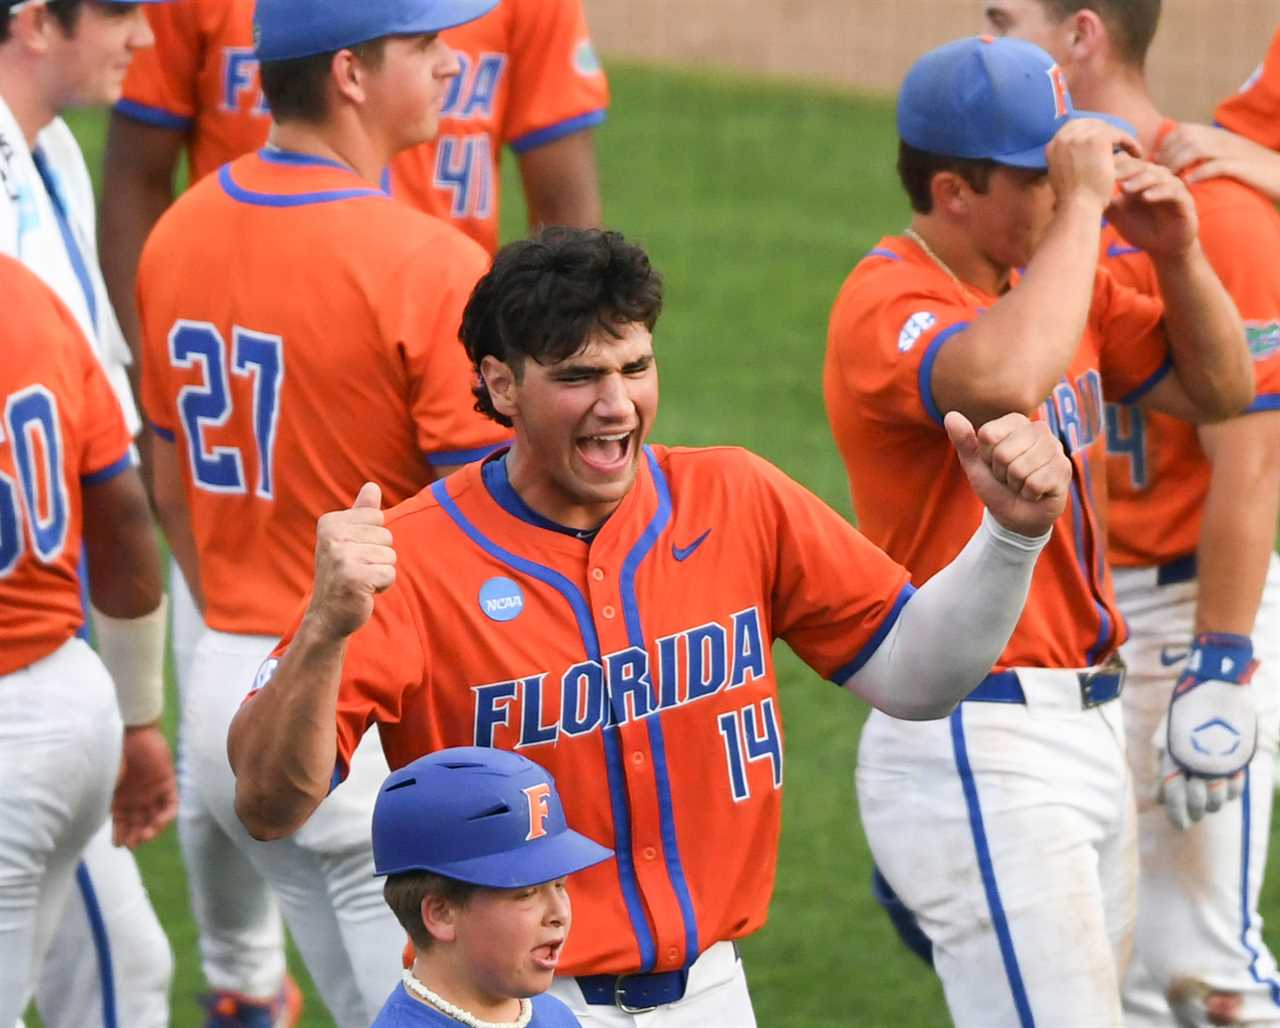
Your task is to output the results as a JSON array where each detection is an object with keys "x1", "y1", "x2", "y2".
[
  {"x1": 995, "y1": 110, "x2": 1137, "y2": 170},
  {"x1": 382, "y1": 828, "x2": 614, "y2": 888}
]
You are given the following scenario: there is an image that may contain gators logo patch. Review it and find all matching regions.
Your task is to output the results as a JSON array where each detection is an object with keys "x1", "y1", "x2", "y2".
[{"x1": 1245, "y1": 321, "x2": 1280, "y2": 361}]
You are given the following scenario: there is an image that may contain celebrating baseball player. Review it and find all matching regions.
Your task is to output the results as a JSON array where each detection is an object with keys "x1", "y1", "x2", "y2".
[
  {"x1": 0, "y1": 254, "x2": 167, "y2": 1025},
  {"x1": 1156, "y1": 26, "x2": 1280, "y2": 204},
  {"x1": 230, "y1": 224, "x2": 1073, "y2": 1026},
  {"x1": 135, "y1": 0, "x2": 514, "y2": 1022},
  {"x1": 824, "y1": 34, "x2": 1253, "y2": 1028},
  {"x1": 0, "y1": 1, "x2": 177, "y2": 1024},
  {"x1": 986, "y1": 1, "x2": 1280, "y2": 1023},
  {"x1": 369, "y1": 748, "x2": 613, "y2": 1027}
]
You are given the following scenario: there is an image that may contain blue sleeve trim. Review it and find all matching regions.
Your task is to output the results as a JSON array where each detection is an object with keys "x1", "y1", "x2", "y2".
[
  {"x1": 1118, "y1": 355, "x2": 1173, "y2": 405},
  {"x1": 328, "y1": 759, "x2": 348, "y2": 794},
  {"x1": 149, "y1": 421, "x2": 176, "y2": 443},
  {"x1": 113, "y1": 99, "x2": 192, "y2": 133},
  {"x1": 81, "y1": 452, "x2": 133, "y2": 487},
  {"x1": 1246, "y1": 394, "x2": 1280, "y2": 413},
  {"x1": 509, "y1": 109, "x2": 607, "y2": 155},
  {"x1": 830, "y1": 582, "x2": 917, "y2": 684},
  {"x1": 426, "y1": 441, "x2": 507, "y2": 467},
  {"x1": 918, "y1": 322, "x2": 970, "y2": 427}
]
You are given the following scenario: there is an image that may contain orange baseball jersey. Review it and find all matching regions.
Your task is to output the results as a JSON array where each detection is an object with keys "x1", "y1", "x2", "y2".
[
  {"x1": 265, "y1": 445, "x2": 914, "y2": 976},
  {"x1": 1214, "y1": 27, "x2": 1280, "y2": 150},
  {"x1": 137, "y1": 150, "x2": 509, "y2": 637},
  {"x1": 825, "y1": 236, "x2": 1171, "y2": 670},
  {"x1": 0, "y1": 255, "x2": 133, "y2": 676},
  {"x1": 116, "y1": 0, "x2": 609, "y2": 253},
  {"x1": 1101, "y1": 133, "x2": 1280, "y2": 567}
]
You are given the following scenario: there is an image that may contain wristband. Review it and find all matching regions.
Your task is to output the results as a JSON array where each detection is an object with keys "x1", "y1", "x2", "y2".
[{"x1": 91, "y1": 596, "x2": 168, "y2": 727}]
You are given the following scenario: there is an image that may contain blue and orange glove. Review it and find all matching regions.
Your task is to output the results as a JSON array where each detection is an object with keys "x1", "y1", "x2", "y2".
[{"x1": 1156, "y1": 633, "x2": 1259, "y2": 830}]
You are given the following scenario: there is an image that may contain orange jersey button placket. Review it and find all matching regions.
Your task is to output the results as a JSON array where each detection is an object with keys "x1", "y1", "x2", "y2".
[{"x1": 587, "y1": 553, "x2": 689, "y2": 972}]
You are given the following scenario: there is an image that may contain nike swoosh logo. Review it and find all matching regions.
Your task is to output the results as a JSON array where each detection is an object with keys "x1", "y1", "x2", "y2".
[
  {"x1": 672, "y1": 529, "x2": 712, "y2": 562},
  {"x1": 1106, "y1": 242, "x2": 1142, "y2": 258},
  {"x1": 1160, "y1": 646, "x2": 1190, "y2": 667}
]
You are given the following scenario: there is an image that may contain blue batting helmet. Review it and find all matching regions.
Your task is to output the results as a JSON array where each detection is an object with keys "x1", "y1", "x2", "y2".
[{"x1": 372, "y1": 747, "x2": 614, "y2": 889}]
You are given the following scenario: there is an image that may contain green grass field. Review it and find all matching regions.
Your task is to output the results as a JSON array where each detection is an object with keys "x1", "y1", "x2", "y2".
[{"x1": 52, "y1": 60, "x2": 1280, "y2": 1027}]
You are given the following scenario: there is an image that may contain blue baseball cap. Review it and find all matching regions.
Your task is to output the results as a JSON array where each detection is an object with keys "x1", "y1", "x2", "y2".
[
  {"x1": 372, "y1": 747, "x2": 614, "y2": 889},
  {"x1": 897, "y1": 36, "x2": 1133, "y2": 170},
  {"x1": 254, "y1": 0, "x2": 499, "y2": 62}
]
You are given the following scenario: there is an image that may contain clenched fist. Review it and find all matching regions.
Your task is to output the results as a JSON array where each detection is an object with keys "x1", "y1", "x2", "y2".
[
  {"x1": 305, "y1": 482, "x2": 397, "y2": 643},
  {"x1": 946, "y1": 411, "x2": 1072, "y2": 538}
]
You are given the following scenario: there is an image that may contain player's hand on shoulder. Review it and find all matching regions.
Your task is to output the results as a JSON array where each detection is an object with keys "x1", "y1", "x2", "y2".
[
  {"x1": 1046, "y1": 118, "x2": 1137, "y2": 212},
  {"x1": 1155, "y1": 633, "x2": 1259, "y2": 830},
  {"x1": 1107, "y1": 153, "x2": 1199, "y2": 258},
  {"x1": 945, "y1": 411, "x2": 1070, "y2": 538},
  {"x1": 111, "y1": 724, "x2": 178, "y2": 848},
  {"x1": 1159, "y1": 122, "x2": 1255, "y2": 174},
  {"x1": 306, "y1": 482, "x2": 397, "y2": 641}
]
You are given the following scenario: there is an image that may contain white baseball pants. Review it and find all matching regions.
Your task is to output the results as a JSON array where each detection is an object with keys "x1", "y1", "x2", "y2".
[
  {"x1": 548, "y1": 941, "x2": 756, "y2": 1027},
  {"x1": 858, "y1": 681, "x2": 1137, "y2": 1028},
  {"x1": 0, "y1": 639, "x2": 121, "y2": 1027},
  {"x1": 1116, "y1": 554, "x2": 1280, "y2": 1028}
]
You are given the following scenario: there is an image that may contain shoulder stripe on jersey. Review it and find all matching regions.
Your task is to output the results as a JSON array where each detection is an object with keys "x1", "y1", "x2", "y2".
[
  {"x1": 918, "y1": 322, "x2": 970, "y2": 427},
  {"x1": 1238, "y1": 771, "x2": 1280, "y2": 1005},
  {"x1": 1246, "y1": 394, "x2": 1280, "y2": 414},
  {"x1": 82, "y1": 451, "x2": 133, "y2": 487},
  {"x1": 866, "y1": 247, "x2": 902, "y2": 262},
  {"x1": 75, "y1": 863, "x2": 120, "y2": 1028},
  {"x1": 258, "y1": 148, "x2": 356, "y2": 173},
  {"x1": 1117, "y1": 356, "x2": 1172, "y2": 406},
  {"x1": 828, "y1": 582, "x2": 917, "y2": 685},
  {"x1": 218, "y1": 164, "x2": 387, "y2": 209},
  {"x1": 430, "y1": 477, "x2": 659, "y2": 970},
  {"x1": 113, "y1": 100, "x2": 192, "y2": 132},
  {"x1": 950, "y1": 709, "x2": 1036, "y2": 1027},
  {"x1": 619, "y1": 447, "x2": 700, "y2": 969},
  {"x1": 509, "y1": 109, "x2": 608, "y2": 155},
  {"x1": 426, "y1": 442, "x2": 507, "y2": 468}
]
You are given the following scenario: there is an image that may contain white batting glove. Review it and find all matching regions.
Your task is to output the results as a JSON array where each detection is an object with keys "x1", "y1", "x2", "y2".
[{"x1": 1155, "y1": 634, "x2": 1259, "y2": 830}]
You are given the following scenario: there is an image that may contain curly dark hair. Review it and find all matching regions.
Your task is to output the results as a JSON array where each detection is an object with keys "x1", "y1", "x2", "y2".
[{"x1": 459, "y1": 227, "x2": 665, "y2": 427}]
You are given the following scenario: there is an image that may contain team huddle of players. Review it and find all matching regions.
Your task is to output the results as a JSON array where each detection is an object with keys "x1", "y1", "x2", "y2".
[{"x1": 2, "y1": 0, "x2": 1280, "y2": 1025}]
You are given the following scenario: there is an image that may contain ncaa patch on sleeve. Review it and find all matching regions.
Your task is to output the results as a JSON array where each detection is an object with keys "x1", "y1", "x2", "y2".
[
  {"x1": 898, "y1": 311, "x2": 936, "y2": 352},
  {"x1": 574, "y1": 39, "x2": 602, "y2": 77}
]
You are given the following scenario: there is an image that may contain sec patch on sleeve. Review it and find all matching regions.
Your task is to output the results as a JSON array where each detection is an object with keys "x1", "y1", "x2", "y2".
[{"x1": 898, "y1": 311, "x2": 936, "y2": 352}]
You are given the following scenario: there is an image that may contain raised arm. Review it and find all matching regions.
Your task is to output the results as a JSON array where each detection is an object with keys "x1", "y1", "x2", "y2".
[
  {"x1": 845, "y1": 412, "x2": 1070, "y2": 718},
  {"x1": 1107, "y1": 156, "x2": 1253, "y2": 422},
  {"x1": 1159, "y1": 123, "x2": 1280, "y2": 205},
  {"x1": 931, "y1": 120, "x2": 1128, "y2": 425},
  {"x1": 517, "y1": 130, "x2": 602, "y2": 233},
  {"x1": 228, "y1": 482, "x2": 394, "y2": 840}
]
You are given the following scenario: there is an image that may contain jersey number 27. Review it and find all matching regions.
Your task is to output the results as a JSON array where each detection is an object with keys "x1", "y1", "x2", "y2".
[{"x1": 169, "y1": 321, "x2": 284, "y2": 499}]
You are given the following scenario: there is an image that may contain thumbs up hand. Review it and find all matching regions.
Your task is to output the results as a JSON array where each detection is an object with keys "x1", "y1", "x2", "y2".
[
  {"x1": 947, "y1": 411, "x2": 1071, "y2": 539},
  {"x1": 306, "y1": 482, "x2": 398, "y2": 641}
]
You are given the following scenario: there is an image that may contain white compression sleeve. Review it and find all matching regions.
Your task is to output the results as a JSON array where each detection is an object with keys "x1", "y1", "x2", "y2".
[
  {"x1": 845, "y1": 511, "x2": 1049, "y2": 720},
  {"x1": 91, "y1": 596, "x2": 168, "y2": 727}
]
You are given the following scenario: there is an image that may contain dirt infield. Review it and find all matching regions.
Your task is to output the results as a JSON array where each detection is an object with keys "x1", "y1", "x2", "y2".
[{"x1": 583, "y1": 0, "x2": 1276, "y2": 121}]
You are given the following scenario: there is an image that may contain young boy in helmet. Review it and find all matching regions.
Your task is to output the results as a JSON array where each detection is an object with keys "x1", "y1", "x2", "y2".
[{"x1": 371, "y1": 747, "x2": 614, "y2": 1027}]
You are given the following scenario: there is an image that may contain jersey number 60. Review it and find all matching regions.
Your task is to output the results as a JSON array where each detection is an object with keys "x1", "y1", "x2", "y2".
[
  {"x1": 0, "y1": 387, "x2": 68, "y2": 579},
  {"x1": 169, "y1": 321, "x2": 284, "y2": 499}
]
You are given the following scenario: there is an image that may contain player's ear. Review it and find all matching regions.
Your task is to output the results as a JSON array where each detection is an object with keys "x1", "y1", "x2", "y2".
[
  {"x1": 9, "y1": 1, "x2": 57, "y2": 54},
  {"x1": 1066, "y1": 8, "x2": 1105, "y2": 63},
  {"x1": 421, "y1": 894, "x2": 459, "y2": 943},
  {"x1": 930, "y1": 171, "x2": 970, "y2": 218},
  {"x1": 480, "y1": 355, "x2": 520, "y2": 421},
  {"x1": 330, "y1": 48, "x2": 368, "y2": 107}
]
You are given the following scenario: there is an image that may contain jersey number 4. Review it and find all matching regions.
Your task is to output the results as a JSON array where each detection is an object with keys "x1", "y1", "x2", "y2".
[
  {"x1": 0, "y1": 387, "x2": 68, "y2": 579},
  {"x1": 169, "y1": 322, "x2": 284, "y2": 499}
]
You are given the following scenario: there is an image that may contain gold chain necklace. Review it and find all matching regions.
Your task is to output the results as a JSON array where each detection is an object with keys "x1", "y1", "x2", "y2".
[
  {"x1": 400, "y1": 971, "x2": 534, "y2": 1028},
  {"x1": 903, "y1": 227, "x2": 964, "y2": 286}
]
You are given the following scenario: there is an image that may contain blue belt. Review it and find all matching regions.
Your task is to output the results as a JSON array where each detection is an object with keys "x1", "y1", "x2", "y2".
[
  {"x1": 965, "y1": 668, "x2": 1124, "y2": 708},
  {"x1": 577, "y1": 968, "x2": 690, "y2": 1012},
  {"x1": 1156, "y1": 553, "x2": 1197, "y2": 586}
]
